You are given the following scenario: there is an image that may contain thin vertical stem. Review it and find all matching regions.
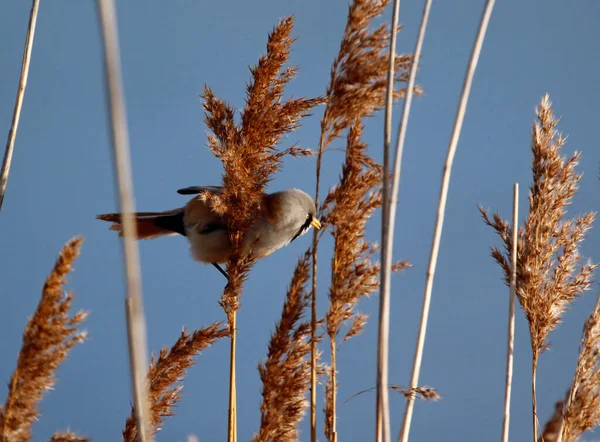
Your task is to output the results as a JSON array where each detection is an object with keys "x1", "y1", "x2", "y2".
[
  {"x1": 96, "y1": 1, "x2": 152, "y2": 441},
  {"x1": 310, "y1": 244, "x2": 318, "y2": 442},
  {"x1": 0, "y1": 0, "x2": 40, "y2": 213},
  {"x1": 501, "y1": 183, "x2": 519, "y2": 442},
  {"x1": 329, "y1": 337, "x2": 338, "y2": 442},
  {"x1": 228, "y1": 311, "x2": 237, "y2": 442},
  {"x1": 377, "y1": 0, "x2": 401, "y2": 439},
  {"x1": 532, "y1": 355, "x2": 538, "y2": 442},
  {"x1": 311, "y1": 129, "x2": 327, "y2": 442},
  {"x1": 398, "y1": 1, "x2": 496, "y2": 441}
]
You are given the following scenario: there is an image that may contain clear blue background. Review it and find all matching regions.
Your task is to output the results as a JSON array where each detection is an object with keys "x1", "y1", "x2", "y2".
[{"x1": 1, "y1": 1, "x2": 599, "y2": 441}]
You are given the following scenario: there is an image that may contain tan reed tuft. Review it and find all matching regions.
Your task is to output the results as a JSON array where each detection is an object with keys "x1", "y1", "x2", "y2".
[
  {"x1": 0, "y1": 237, "x2": 88, "y2": 442},
  {"x1": 308, "y1": 2, "x2": 418, "y2": 439},
  {"x1": 201, "y1": 15, "x2": 324, "y2": 322},
  {"x1": 480, "y1": 95, "x2": 597, "y2": 441},
  {"x1": 319, "y1": 0, "x2": 418, "y2": 148},
  {"x1": 320, "y1": 121, "x2": 409, "y2": 441},
  {"x1": 122, "y1": 323, "x2": 229, "y2": 442},
  {"x1": 560, "y1": 294, "x2": 600, "y2": 441},
  {"x1": 47, "y1": 432, "x2": 89, "y2": 442},
  {"x1": 202, "y1": 16, "x2": 324, "y2": 440},
  {"x1": 252, "y1": 251, "x2": 317, "y2": 442},
  {"x1": 537, "y1": 293, "x2": 600, "y2": 442}
]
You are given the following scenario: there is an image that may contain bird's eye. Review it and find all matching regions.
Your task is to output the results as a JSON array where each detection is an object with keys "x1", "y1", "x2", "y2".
[{"x1": 306, "y1": 214, "x2": 311, "y2": 220}]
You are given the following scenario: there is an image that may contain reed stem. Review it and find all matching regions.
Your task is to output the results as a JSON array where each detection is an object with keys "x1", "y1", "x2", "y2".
[
  {"x1": 376, "y1": 0, "x2": 401, "y2": 438},
  {"x1": 228, "y1": 311, "x2": 237, "y2": 442},
  {"x1": 96, "y1": 0, "x2": 152, "y2": 440},
  {"x1": 398, "y1": 1, "x2": 497, "y2": 441},
  {"x1": 501, "y1": 183, "x2": 519, "y2": 442},
  {"x1": 0, "y1": 0, "x2": 40, "y2": 213}
]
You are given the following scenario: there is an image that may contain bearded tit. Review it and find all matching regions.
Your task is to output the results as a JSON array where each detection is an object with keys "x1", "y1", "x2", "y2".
[{"x1": 97, "y1": 186, "x2": 321, "y2": 278}]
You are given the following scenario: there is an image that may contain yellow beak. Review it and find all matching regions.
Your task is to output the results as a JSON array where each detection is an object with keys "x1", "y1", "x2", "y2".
[{"x1": 310, "y1": 218, "x2": 322, "y2": 230}]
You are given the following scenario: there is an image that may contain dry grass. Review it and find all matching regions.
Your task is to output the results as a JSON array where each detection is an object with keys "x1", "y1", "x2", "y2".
[
  {"x1": 122, "y1": 323, "x2": 229, "y2": 441},
  {"x1": 252, "y1": 251, "x2": 316, "y2": 442},
  {"x1": 561, "y1": 294, "x2": 600, "y2": 440},
  {"x1": 201, "y1": 16, "x2": 324, "y2": 440},
  {"x1": 320, "y1": 121, "x2": 408, "y2": 441},
  {"x1": 0, "y1": 237, "x2": 88, "y2": 442},
  {"x1": 6, "y1": 4, "x2": 600, "y2": 442},
  {"x1": 538, "y1": 294, "x2": 600, "y2": 442},
  {"x1": 308, "y1": 1, "x2": 418, "y2": 439},
  {"x1": 319, "y1": 0, "x2": 417, "y2": 149},
  {"x1": 202, "y1": 16, "x2": 325, "y2": 320},
  {"x1": 480, "y1": 95, "x2": 597, "y2": 440},
  {"x1": 0, "y1": 0, "x2": 39, "y2": 213},
  {"x1": 47, "y1": 432, "x2": 89, "y2": 442},
  {"x1": 345, "y1": 385, "x2": 441, "y2": 404}
]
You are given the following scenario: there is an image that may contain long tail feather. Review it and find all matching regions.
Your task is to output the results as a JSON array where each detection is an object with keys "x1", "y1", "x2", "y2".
[{"x1": 96, "y1": 209, "x2": 184, "y2": 240}]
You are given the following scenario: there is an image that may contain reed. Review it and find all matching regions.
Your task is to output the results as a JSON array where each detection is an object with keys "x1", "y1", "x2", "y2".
[
  {"x1": 252, "y1": 252, "x2": 315, "y2": 441},
  {"x1": 0, "y1": 237, "x2": 88, "y2": 442},
  {"x1": 309, "y1": 1, "x2": 418, "y2": 438},
  {"x1": 123, "y1": 323, "x2": 228, "y2": 441},
  {"x1": 0, "y1": 0, "x2": 39, "y2": 213},
  {"x1": 480, "y1": 95, "x2": 597, "y2": 442},
  {"x1": 321, "y1": 121, "x2": 409, "y2": 441},
  {"x1": 201, "y1": 16, "x2": 324, "y2": 441}
]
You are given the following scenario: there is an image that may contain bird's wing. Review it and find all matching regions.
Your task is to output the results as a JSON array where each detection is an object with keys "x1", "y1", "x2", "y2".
[
  {"x1": 177, "y1": 185, "x2": 222, "y2": 195},
  {"x1": 183, "y1": 196, "x2": 227, "y2": 233}
]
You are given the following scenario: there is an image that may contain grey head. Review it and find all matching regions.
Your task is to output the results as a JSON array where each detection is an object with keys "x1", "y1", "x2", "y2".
[
  {"x1": 275, "y1": 188, "x2": 321, "y2": 242},
  {"x1": 246, "y1": 188, "x2": 321, "y2": 258}
]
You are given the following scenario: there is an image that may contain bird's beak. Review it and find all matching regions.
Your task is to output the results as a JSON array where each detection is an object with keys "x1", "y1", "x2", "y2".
[{"x1": 311, "y1": 218, "x2": 322, "y2": 230}]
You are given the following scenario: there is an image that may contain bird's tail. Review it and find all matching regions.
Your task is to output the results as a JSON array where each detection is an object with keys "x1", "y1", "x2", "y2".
[{"x1": 96, "y1": 209, "x2": 185, "y2": 240}]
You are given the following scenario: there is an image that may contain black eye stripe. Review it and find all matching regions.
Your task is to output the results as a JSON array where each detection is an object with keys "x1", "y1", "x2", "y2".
[{"x1": 290, "y1": 215, "x2": 313, "y2": 243}]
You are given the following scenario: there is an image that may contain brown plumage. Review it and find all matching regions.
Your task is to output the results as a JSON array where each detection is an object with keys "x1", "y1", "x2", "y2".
[{"x1": 97, "y1": 187, "x2": 321, "y2": 265}]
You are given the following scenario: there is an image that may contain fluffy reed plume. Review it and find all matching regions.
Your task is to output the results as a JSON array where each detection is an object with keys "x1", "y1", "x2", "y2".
[
  {"x1": 202, "y1": 16, "x2": 324, "y2": 440},
  {"x1": 0, "y1": 237, "x2": 87, "y2": 442},
  {"x1": 308, "y1": 1, "x2": 418, "y2": 438},
  {"x1": 48, "y1": 432, "x2": 89, "y2": 442},
  {"x1": 320, "y1": 121, "x2": 409, "y2": 441},
  {"x1": 122, "y1": 323, "x2": 229, "y2": 441},
  {"x1": 252, "y1": 252, "x2": 316, "y2": 442},
  {"x1": 480, "y1": 95, "x2": 597, "y2": 440},
  {"x1": 201, "y1": 16, "x2": 324, "y2": 318},
  {"x1": 319, "y1": 0, "x2": 418, "y2": 148},
  {"x1": 538, "y1": 294, "x2": 600, "y2": 442}
]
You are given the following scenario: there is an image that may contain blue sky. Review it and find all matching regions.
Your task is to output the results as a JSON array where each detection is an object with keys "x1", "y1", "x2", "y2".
[{"x1": 1, "y1": 1, "x2": 599, "y2": 441}]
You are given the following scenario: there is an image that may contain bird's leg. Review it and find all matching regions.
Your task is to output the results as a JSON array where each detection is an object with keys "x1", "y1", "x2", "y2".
[{"x1": 212, "y1": 262, "x2": 230, "y2": 281}]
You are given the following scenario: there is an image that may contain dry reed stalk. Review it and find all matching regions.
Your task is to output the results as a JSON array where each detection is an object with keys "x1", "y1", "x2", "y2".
[
  {"x1": 0, "y1": 237, "x2": 87, "y2": 442},
  {"x1": 345, "y1": 385, "x2": 441, "y2": 404},
  {"x1": 0, "y1": 0, "x2": 39, "y2": 213},
  {"x1": 378, "y1": 0, "x2": 401, "y2": 436},
  {"x1": 501, "y1": 183, "x2": 519, "y2": 442},
  {"x1": 122, "y1": 323, "x2": 229, "y2": 441},
  {"x1": 321, "y1": 121, "x2": 409, "y2": 442},
  {"x1": 378, "y1": 0, "x2": 432, "y2": 437},
  {"x1": 201, "y1": 16, "x2": 324, "y2": 441},
  {"x1": 537, "y1": 293, "x2": 600, "y2": 442},
  {"x1": 96, "y1": 1, "x2": 152, "y2": 440},
  {"x1": 480, "y1": 95, "x2": 597, "y2": 442},
  {"x1": 308, "y1": 1, "x2": 418, "y2": 439},
  {"x1": 398, "y1": 2, "x2": 497, "y2": 441},
  {"x1": 252, "y1": 252, "x2": 316, "y2": 442},
  {"x1": 48, "y1": 433, "x2": 89, "y2": 442}
]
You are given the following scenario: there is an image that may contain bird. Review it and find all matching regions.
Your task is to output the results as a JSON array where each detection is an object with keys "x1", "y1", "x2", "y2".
[{"x1": 96, "y1": 186, "x2": 321, "y2": 278}]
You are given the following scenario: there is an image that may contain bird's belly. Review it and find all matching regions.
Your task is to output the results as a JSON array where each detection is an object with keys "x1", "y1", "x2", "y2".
[
  {"x1": 244, "y1": 230, "x2": 288, "y2": 260},
  {"x1": 187, "y1": 229, "x2": 231, "y2": 264}
]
